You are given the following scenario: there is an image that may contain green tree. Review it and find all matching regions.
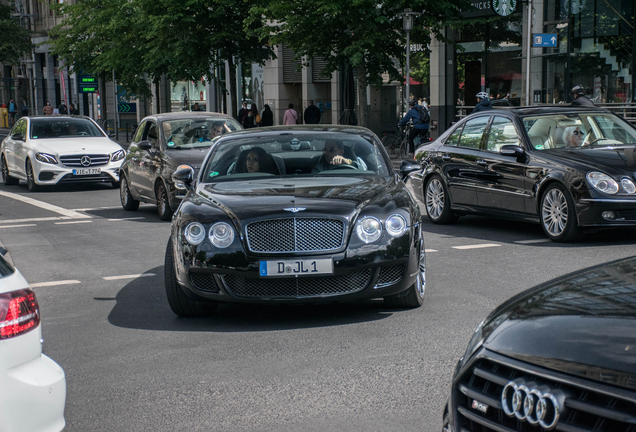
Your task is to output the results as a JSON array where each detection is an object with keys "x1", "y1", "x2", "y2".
[
  {"x1": 0, "y1": 2, "x2": 32, "y2": 66},
  {"x1": 50, "y1": 0, "x2": 272, "y2": 115},
  {"x1": 251, "y1": 0, "x2": 470, "y2": 127}
]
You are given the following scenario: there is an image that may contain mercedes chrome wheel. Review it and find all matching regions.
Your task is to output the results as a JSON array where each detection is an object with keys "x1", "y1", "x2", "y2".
[
  {"x1": 541, "y1": 183, "x2": 583, "y2": 242},
  {"x1": 425, "y1": 175, "x2": 458, "y2": 224}
]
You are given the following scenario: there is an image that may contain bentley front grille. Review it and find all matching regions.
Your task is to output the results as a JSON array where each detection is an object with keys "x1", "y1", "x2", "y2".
[
  {"x1": 220, "y1": 269, "x2": 372, "y2": 298},
  {"x1": 375, "y1": 265, "x2": 405, "y2": 287},
  {"x1": 246, "y1": 218, "x2": 345, "y2": 253},
  {"x1": 189, "y1": 272, "x2": 220, "y2": 293},
  {"x1": 454, "y1": 355, "x2": 636, "y2": 432},
  {"x1": 59, "y1": 154, "x2": 110, "y2": 167}
]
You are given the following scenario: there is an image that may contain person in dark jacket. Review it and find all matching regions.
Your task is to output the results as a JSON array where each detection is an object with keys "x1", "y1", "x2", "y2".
[
  {"x1": 68, "y1": 104, "x2": 79, "y2": 115},
  {"x1": 304, "y1": 100, "x2": 321, "y2": 124},
  {"x1": 472, "y1": 92, "x2": 492, "y2": 113},
  {"x1": 399, "y1": 100, "x2": 429, "y2": 154},
  {"x1": 261, "y1": 104, "x2": 274, "y2": 126},
  {"x1": 570, "y1": 85, "x2": 595, "y2": 106},
  {"x1": 237, "y1": 101, "x2": 249, "y2": 124},
  {"x1": 58, "y1": 102, "x2": 68, "y2": 115}
]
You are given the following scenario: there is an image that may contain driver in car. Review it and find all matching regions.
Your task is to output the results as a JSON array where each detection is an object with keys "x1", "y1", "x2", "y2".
[{"x1": 312, "y1": 140, "x2": 357, "y2": 173}]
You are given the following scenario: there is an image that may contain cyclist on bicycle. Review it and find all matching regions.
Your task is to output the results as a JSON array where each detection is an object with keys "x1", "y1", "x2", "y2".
[{"x1": 398, "y1": 99, "x2": 429, "y2": 154}]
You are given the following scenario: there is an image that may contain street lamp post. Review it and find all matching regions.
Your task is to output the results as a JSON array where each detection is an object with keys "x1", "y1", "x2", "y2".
[{"x1": 398, "y1": 8, "x2": 421, "y2": 105}]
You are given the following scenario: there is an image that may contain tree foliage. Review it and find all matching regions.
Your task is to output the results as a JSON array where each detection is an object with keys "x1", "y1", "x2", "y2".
[
  {"x1": 50, "y1": 0, "x2": 272, "y2": 112},
  {"x1": 0, "y1": 2, "x2": 32, "y2": 66}
]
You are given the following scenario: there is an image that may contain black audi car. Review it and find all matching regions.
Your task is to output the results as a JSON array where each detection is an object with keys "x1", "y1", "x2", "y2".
[
  {"x1": 411, "y1": 107, "x2": 636, "y2": 241},
  {"x1": 119, "y1": 112, "x2": 241, "y2": 220},
  {"x1": 444, "y1": 256, "x2": 636, "y2": 432},
  {"x1": 164, "y1": 126, "x2": 426, "y2": 316}
]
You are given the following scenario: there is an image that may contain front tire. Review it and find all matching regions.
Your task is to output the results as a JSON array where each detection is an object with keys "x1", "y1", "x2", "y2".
[
  {"x1": 384, "y1": 269, "x2": 425, "y2": 308},
  {"x1": 120, "y1": 175, "x2": 140, "y2": 211},
  {"x1": 156, "y1": 182, "x2": 174, "y2": 221},
  {"x1": 165, "y1": 237, "x2": 218, "y2": 317},
  {"x1": 1, "y1": 155, "x2": 19, "y2": 186},
  {"x1": 25, "y1": 159, "x2": 40, "y2": 192},
  {"x1": 540, "y1": 183, "x2": 583, "y2": 242},
  {"x1": 425, "y1": 175, "x2": 458, "y2": 224}
]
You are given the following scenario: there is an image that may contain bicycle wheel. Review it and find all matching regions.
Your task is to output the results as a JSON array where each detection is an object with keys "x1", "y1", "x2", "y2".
[
  {"x1": 399, "y1": 138, "x2": 409, "y2": 160},
  {"x1": 382, "y1": 134, "x2": 400, "y2": 155}
]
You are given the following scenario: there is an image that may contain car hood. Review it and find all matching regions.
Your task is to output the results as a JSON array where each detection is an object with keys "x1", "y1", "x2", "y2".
[
  {"x1": 193, "y1": 176, "x2": 414, "y2": 223},
  {"x1": 164, "y1": 148, "x2": 210, "y2": 172},
  {"x1": 541, "y1": 145, "x2": 636, "y2": 176},
  {"x1": 480, "y1": 256, "x2": 636, "y2": 389},
  {"x1": 29, "y1": 137, "x2": 123, "y2": 155}
]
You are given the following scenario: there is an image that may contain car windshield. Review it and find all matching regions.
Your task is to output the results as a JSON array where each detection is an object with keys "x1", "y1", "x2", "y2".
[
  {"x1": 201, "y1": 133, "x2": 391, "y2": 183},
  {"x1": 523, "y1": 112, "x2": 636, "y2": 150},
  {"x1": 30, "y1": 118, "x2": 105, "y2": 139},
  {"x1": 162, "y1": 117, "x2": 241, "y2": 149}
]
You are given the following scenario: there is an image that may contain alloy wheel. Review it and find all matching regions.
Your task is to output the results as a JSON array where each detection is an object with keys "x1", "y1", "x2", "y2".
[
  {"x1": 542, "y1": 188, "x2": 568, "y2": 237},
  {"x1": 120, "y1": 178, "x2": 129, "y2": 205},
  {"x1": 426, "y1": 178, "x2": 445, "y2": 220}
]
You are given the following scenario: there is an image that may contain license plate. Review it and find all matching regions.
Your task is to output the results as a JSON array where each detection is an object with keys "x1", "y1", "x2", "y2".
[
  {"x1": 73, "y1": 168, "x2": 101, "y2": 175},
  {"x1": 260, "y1": 259, "x2": 333, "y2": 277}
]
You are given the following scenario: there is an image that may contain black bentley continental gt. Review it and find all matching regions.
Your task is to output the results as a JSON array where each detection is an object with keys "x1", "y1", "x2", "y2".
[
  {"x1": 164, "y1": 126, "x2": 426, "y2": 316},
  {"x1": 411, "y1": 107, "x2": 636, "y2": 241},
  {"x1": 443, "y1": 256, "x2": 636, "y2": 432}
]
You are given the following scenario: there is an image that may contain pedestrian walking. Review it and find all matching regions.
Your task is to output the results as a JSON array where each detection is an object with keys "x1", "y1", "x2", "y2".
[
  {"x1": 238, "y1": 101, "x2": 249, "y2": 125},
  {"x1": 304, "y1": 100, "x2": 321, "y2": 124},
  {"x1": 472, "y1": 92, "x2": 492, "y2": 113},
  {"x1": 283, "y1": 103, "x2": 298, "y2": 125},
  {"x1": 261, "y1": 104, "x2": 274, "y2": 126},
  {"x1": 20, "y1": 100, "x2": 29, "y2": 118},
  {"x1": 43, "y1": 101, "x2": 53, "y2": 115},
  {"x1": 8, "y1": 99, "x2": 16, "y2": 126}
]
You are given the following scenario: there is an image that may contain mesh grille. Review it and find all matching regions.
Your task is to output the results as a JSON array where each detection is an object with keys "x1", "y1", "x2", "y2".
[
  {"x1": 375, "y1": 265, "x2": 405, "y2": 287},
  {"x1": 246, "y1": 218, "x2": 344, "y2": 253},
  {"x1": 189, "y1": 272, "x2": 220, "y2": 293},
  {"x1": 455, "y1": 357, "x2": 636, "y2": 432},
  {"x1": 221, "y1": 269, "x2": 372, "y2": 298},
  {"x1": 59, "y1": 154, "x2": 110, "y2": 167}
]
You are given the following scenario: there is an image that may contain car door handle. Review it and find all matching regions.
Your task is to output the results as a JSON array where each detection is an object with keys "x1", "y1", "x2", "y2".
[
  {"x1": 441, "y1": 154, "x2": 451, "y2": 161},
  {"x1": 476, "y1": 159, "x2": 488, "y2": 166}
]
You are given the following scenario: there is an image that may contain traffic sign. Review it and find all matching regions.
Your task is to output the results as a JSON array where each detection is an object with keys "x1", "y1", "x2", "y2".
[
  {"x1": 533, "y1": 34, "x2": 557, "y2": 47},
  {"x1": 79, "y1": 73, "x2": 97, "y2": 93},
  {"x1": 118, "y1": 102, "x2": 136, "y2": 114}
]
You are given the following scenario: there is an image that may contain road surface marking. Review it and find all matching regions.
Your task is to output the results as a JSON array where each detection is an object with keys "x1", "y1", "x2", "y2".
[
  {"x1": 72, "y1": 206, "x2": 122, "y2": 211},
  {"x1": 54, "y1": 220, "x2": 93, "y2": 225},
  {"x1": 453, "y1": 244, "x2": 501, "y2": 250},
  {"x1": 31, "y1": 280, "x2": 81, "y2": 288},
  {"x1": 515, "y1": 239, "x2": 551, "y2": 244},
  {"x1": 103, "y1": 273, "x2": 156, "y2": 280},
  {"x1": 107, "y1": 217, "x2": 146, "y2": 221},
  {"x1": 0, "y1": 216, "x2": 72, "y2": 224},
  {"x1": 425, "y1": 249, "x2": 438, "y2": 253},
  {"x1": 0, "y1": 224, "x2": 37, "y2": 229},
  {"x1": 0, "y1": 190, "x2": 92, "y2": 219}
]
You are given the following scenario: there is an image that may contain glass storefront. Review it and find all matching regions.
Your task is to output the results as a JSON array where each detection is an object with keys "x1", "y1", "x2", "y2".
[{"x1": 170, "y1": 80, "x2": 207, "y2": 111}]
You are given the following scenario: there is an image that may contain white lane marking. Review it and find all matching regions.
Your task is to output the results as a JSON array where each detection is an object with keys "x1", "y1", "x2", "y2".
[
  {"x1": 0, "y1": 224, "x2": 37, "y2": 229},
  {"x1": 72, "y1": 206, "x2": 122, "y2": 211},
  {"x1": 107, "y1": 217, "x2": 146, "y2": 221},
  {"x1": 515, "y1": 239, "x2": 551, "y2": 244},
  {"x1": 0, "y1": 216, "x2": 71, "y2": 224},
  {"x1": 0, "y1": 190, "x2": 92, "y2": 219},
  {"x1": 31, "y1": 280, "x2": 81, "y2": 288},
  {"x1": 54, "y1": 220, "x2": 93, "y2": 225},
  {"x1": 103, "y1": 273, "x2": 156, "y2": 281},
  {"x1": 452, "y1": 243, "x2": 501, "y2": 250},
  {"x1": 425, "y1": 249, "x2": 438, "y2": 253}
]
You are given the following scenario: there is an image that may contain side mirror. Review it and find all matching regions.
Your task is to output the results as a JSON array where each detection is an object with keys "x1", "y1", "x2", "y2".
[
  {"x1": 10, "y1": 133, "x2": 24, "y2": 141},
  {"x1": 499, "y1": 145, "x2": 525, "y2": 160},
  {"x1": 172, "y1": 165, "x2": 195, "y2": 191},
  {"x1": 399, "y1": 160, "x2": 421, "y2": 180},
  {"x1": 138, "y1": 140, "x2": 152, "y2": 151}
]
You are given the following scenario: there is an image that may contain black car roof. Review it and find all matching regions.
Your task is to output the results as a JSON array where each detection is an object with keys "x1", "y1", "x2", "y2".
[{"x1": 218, "y1": 125, "x2": 378, "y2": 139}]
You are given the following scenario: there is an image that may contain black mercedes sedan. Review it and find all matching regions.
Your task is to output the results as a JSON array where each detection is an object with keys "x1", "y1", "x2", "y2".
[
  {"x1": 119, "y1": 112, "x2": 241, "y2": 220},
  {"x1": 411, "y1": 107, "x2": 636, "y2": 241},
  {"x1": 443, "y1": 256, "x2": 636, "y2": 432},
  {"x1": 164, "y1": 126, "x2": 426, "y2": 316}
]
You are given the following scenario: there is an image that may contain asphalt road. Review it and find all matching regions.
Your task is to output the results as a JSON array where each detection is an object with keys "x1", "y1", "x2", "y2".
[{"x1": 1, "y1": 179, "x2": 635, "y2": 432}]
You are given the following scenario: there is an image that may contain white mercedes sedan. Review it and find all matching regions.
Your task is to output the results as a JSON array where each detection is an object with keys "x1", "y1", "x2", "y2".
[{"x1": 1, "y1": 115, "x2": 125, "y2": 191}]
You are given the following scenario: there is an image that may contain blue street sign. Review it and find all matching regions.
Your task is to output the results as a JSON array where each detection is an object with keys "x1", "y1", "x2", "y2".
[{"x1": 533, "y1": 34, "x2": 557, "y2": 47}]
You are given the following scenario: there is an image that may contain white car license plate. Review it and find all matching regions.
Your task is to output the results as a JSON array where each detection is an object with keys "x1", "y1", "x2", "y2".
[
  {"x1": 73, "y1": 168, "x2": 101, "y2": 175},
  {"x1": 260, "y1": 259, "x2": 333, "y2": 277}
]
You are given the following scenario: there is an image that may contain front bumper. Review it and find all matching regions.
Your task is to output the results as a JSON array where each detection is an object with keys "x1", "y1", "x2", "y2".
[
  {"x1": 33, "y1": 159, "x2": 122, "y2": 186},
  {"x1": 576, "y1": 197, "x2": 636, "y2": 227}
]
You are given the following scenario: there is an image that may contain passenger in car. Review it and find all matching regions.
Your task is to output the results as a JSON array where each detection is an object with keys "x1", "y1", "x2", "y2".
[
  {"x1": 563, "y1": 126, "x2": 586, "y2": 147},
  {"x1": 312, "y1": 140, "x2": 357, "y2": 173},
  {"x1": 235, "y1": 147, "x2": 278, "y2": 175}
]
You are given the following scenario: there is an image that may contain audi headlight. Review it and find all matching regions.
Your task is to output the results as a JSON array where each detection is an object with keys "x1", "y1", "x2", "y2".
[
  {"x1": 621, "y1": 178, "x2": 636, "y2": 194},
  {"x1": 184, "y1": 222, "x2": 206, "y2": 245},
  {"x1": 356, "y1": 216, "x2": 382, "y2": 243},
  {"x1": 209, "y1": 222, "x2": 234, "y2": 248},
  {"x1": 587, "y1": 172, "x2": 619, "y2": 194},
  {"x1": 385, "y1": 214, "x2": 407, "y2": 237},
  {"x1": 111, "y1": 149, "x2": 125, "y2": 162},
  {"x1": 35, "y1": 152, "x2": 58, "y2": 164}
]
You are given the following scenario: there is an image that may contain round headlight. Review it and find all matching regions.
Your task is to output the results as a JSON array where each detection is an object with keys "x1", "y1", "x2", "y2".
[
  {"x1": 587, "y1": 172, "x2": 619, "y2": 194},
  {"x1": 385, "y1": 214, "x2": 407, "y2": 237},
  {"x1": 184, "y1": 222, "x2": 206, "y2": 245},
  {"x1": 621, "y1": 178, "x2": 636, "y2": 194},
  {"x1": 356, "y1": 216, "x2": 382, "y2": 243},
  {"x1": 209, "y1": 222, "x2": 234, "y2": 248}
]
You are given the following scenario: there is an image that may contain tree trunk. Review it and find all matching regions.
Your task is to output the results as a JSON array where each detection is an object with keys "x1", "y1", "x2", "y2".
[
  {"x1": 227, "y1": 53, "x2": 238, "y2": 119},
  {"x1": 356, "y1": 64, "x2": 368, "y2": 128}
]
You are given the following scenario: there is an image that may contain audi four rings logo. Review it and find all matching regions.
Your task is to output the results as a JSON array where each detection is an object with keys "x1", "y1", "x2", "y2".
[
  {"x1": 501, "y1": 379, "x2": 566, "y2": 430},
  {"x1": 80, "y1": 156, "x2": 92, "y2": 166}
]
